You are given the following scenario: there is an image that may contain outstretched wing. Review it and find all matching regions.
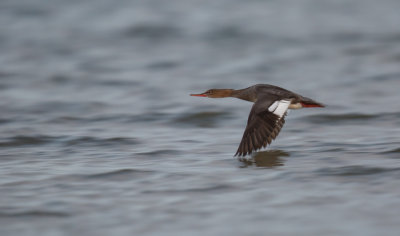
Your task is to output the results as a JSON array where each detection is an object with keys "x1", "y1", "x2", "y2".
[{"x1": 235, "y1": 98, "x2": 290, "y2": 157}]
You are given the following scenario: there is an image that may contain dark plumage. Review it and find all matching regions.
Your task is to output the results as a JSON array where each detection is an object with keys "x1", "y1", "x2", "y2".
[{"x1": 191, "y1": 84, "x2": 324, "y2": 157}]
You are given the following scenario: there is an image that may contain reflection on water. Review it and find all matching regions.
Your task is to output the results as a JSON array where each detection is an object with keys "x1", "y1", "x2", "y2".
[{"x1": 239, "y1": 150, "x2": 289, "y2": 168}]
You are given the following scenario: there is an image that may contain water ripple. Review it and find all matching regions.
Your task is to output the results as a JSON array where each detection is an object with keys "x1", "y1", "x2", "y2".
[
  {"x1": 382, "y1": 148, "x2": 400, "y2": 154},
  {"x1": 45, "y1": 169, "x2": 156, "y2": 183},
  {"x1": 0, "y1": 210, "x2": 69, "y2": 218},
  {"x1": 65, "y1": 137, "x2": 139, "y2": 147},
  {"x1": 136, "y1": 149, "x2": 182, "y2": 156},
  {"x1": 315, "y1": 165, "x2": 400, "y2": 176},
  {"x1": 84, "y1": 169, "x2": 154, "y2": 180},
  {"x1": 0, "y1": 135, "x2": 54, "y2": 147},
  {"x1": 123, "y1": 24, "x2": 181, "y2": 39},
  {"x1": 305, "y1": 112, "x2": 400, "y2": 124},
  {"x1": 142, "y1": 184, "x2": 233, "y2": 194},
  {"x1": 0, "y1": 135, "x2": 140, "y2": 148},
  {"x1": 172, "y1": 111, "x2": 233, "y2": 128}
]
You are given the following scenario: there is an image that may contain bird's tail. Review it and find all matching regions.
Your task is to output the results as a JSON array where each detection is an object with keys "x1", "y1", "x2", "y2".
[{"x1": 300, "y1": 96, "x2": 325, "y2": 108}]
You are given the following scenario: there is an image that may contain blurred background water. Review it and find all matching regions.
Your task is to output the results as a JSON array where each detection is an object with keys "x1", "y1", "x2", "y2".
[{"x1": 1, "y1": 0, "x2": 400, "y2": 235}]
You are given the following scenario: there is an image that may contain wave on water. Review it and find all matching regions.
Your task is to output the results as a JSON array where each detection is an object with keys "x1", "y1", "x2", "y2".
[
  {"x1": 0, "y1": 118, "x2": 12, "y2": 124},
  {"x1": 380, "y1": 148, "x2": 400, "y2": 159},
  {"x1": 84, "y1": 168, "x2": 154, "y2": 180},
  {"x1": 49, "y1": 111, "x2": 226, "y2": 125},
  {"x1": 45, "y1": 169, "x2": 156, "y2": 183},
  {"x1": 0, "y1": 136, "x2": 54, "y2": 147},
  {"x1": 123, "y1": 24, "x2": 182, "y2": 40},
  {"x1": 204, "y1": 25, "x2": 265, "y2": 42},
  {"x1": 135, "y1": 149, "x2": 182, "y2": 156},
  {"x1": 368, "y1": 72, "x2": 400, "y2": 81},
  {"x1": 382, "y1": 148, "x2": 400, "y2": 154},
  {"x1": 64, "y1": 136, "x2": 139, "y2": 147},
  {"x1": 315, "y1": 165, "x2": 400, "y2": 176},
  {"x1": 305, "y1": 112, "x2": 400, "y2": 124},
  {"x1": 172, "y1": 111, "x2": 233, "y2": 128},
  {"x1": 0, "y1": 135, "x2": 139, "y2": 148},
  {"x1": 48, "y1": 113, "x2": 159, "y2": 124},
  {"x1": 141, "y1": 184, "x2": 233, "y2": 194},
  {"x1": 0, "y1": 210, "x2": 69, "y2": 218}
]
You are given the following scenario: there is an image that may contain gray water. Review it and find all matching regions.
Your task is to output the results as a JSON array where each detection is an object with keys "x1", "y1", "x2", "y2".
[{"x1": 1, "y1": 0, "x2": 400, "y2": 235}]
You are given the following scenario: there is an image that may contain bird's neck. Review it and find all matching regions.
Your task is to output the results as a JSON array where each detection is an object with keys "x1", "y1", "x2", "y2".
[{"x1": 231, "y1": 88, "x2": 257, "y2": 102}]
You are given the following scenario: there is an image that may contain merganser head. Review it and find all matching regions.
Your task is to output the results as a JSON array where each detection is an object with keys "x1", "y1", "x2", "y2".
[{"x1": 190, "y1": 89, "x2": 234, "y2": 98}]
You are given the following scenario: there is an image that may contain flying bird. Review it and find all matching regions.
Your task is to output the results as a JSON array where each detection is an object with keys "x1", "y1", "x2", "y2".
[{"x1": 190, "y1": 84, "x2": 324, "y2": 157}]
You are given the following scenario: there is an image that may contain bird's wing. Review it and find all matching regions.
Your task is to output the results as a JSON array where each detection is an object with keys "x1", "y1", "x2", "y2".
[{"x1": 235, "y1": 97, "x2": 291, "y2": 157}]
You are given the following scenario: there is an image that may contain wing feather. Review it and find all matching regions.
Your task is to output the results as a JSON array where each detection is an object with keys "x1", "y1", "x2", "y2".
[{"x1": 235, "y1": 99, "x2": 289, "y2": 157}]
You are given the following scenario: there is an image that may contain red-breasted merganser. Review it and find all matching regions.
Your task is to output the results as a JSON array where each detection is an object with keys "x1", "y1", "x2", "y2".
[{"x1": 190, "y1": 84, "x2": 324, "y2": 157}]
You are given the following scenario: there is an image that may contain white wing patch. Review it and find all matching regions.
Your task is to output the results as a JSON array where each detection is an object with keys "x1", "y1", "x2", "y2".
[
  {"x1": 268, "y1": 101, "x2": 279, "y2": 112},
  {"x1": 269, "y1": 100, "x2": 290, "y2": 118}
]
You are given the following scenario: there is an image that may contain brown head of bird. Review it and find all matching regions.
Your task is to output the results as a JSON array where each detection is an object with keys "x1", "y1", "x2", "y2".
[{"x1": 190, "y1": 89, "x2": 234, "y2": 98}]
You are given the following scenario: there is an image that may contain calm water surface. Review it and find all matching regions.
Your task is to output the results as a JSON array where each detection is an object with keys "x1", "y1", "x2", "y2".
[{"x1": 1, "y1": 0, "x2": 400, "y2": 235}]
